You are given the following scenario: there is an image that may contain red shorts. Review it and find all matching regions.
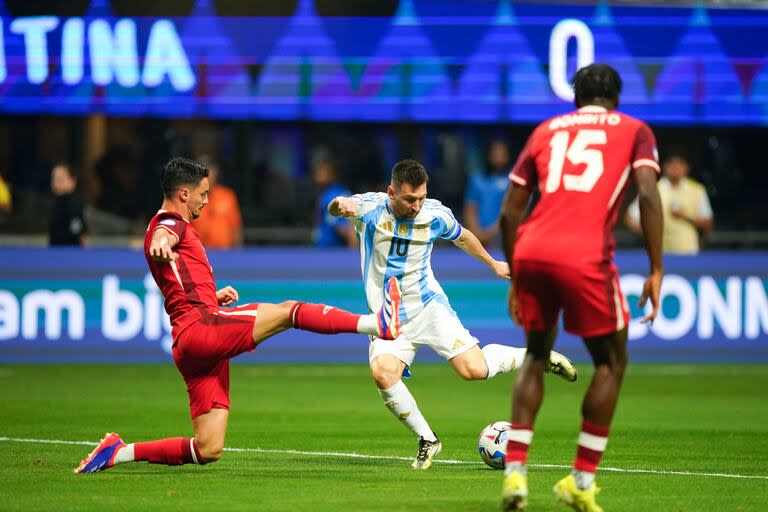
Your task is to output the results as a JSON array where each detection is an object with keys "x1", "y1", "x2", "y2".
[
  {"x1": 513, "y1": 260, "x2": 629, "y2": 338},
  {"x1": 172, "y1": 303, "x2": 260, "y2": 419}
]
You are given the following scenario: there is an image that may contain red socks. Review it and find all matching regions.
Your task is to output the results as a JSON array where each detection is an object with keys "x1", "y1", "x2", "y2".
[
  {"x1": 505, "y1": 424, "x2": 534, "y2": 465},
  {"x1": 289, "y1": 302, "x2": 360, "y2": 334},
  {"x1": 574, "y1": 420, "x2": 610, "y2": 473},
  {"x1": 134, "y1": 437, "x2": 205, "y2": 466}
]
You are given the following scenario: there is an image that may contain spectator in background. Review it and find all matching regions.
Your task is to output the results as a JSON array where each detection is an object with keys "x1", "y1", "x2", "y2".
[
  {"x1": 49, "y1": 163, "x2": 87, "y2": 246},
  {"x1": 95, "y1": 146, "x2": 144, "y2": 225},
  {"x1": 313, "y1": 159, "x2": 356, "y2": 247},
  {"x1": 0, "y1": 172, "x2": 11, "y2": 217},
  {"x1": 463, "y1": 139, "x2": 512, "y2": 247},
  {"x1": 625, "y1": 152, "x2": 713, "y2": 254},
  {"x1": 192, "y1": 157, "x2": 243, "y2": 248}
]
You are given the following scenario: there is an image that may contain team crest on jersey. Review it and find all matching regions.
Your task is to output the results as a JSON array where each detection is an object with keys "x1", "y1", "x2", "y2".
[
  {"x1": 412, "y1": 226, "x2": 429, "y2": 241},
  {"x1": 159, "y1": 219, "x2": 176, "y2": 226},
  {"x1": 398, "y1": 224, "x2": 410, "y2": 237}
]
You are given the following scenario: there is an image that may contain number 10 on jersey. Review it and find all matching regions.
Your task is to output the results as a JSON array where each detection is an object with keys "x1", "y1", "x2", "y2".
[{"x1": 389, "y1": 237, "x2": 410, "y2": 257}]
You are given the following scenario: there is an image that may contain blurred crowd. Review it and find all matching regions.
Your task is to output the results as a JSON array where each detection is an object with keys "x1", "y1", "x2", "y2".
[{"x1": 0, "y1": 118, "x2": 762, "y2": 252}]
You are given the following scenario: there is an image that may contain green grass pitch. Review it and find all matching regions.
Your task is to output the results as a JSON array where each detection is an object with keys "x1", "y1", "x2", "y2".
[{"x1": 1, "y1": 364, "x2": 767, "y2": 511}]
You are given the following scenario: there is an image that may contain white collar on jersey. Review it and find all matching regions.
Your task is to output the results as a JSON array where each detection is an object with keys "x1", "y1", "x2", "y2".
[
  {"x1": 578, "y1": 105, "x2": 609, "y2": 113},
  {"x1": 157, "y1": 209, "x2": 190, "y2": 223}
]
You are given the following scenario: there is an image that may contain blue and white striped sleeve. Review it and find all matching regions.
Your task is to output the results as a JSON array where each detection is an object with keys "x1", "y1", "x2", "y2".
[
  {"x1": 349, "y1": 192, "x2": 382, "y2": 220},
  {"x1": 435, "y1": 203, "x2": 462, "y2": 241}
]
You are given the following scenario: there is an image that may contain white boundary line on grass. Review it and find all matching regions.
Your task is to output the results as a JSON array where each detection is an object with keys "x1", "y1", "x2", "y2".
[{"x1": 1, "y1": 435, "x2": 767, "y2": 481}]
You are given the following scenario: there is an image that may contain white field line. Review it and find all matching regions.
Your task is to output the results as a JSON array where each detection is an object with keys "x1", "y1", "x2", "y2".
[{"x1": 1, "y1": 435, "x2": 767, "y2": 481}]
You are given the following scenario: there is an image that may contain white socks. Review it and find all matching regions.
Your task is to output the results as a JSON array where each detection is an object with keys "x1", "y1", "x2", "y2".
[
  {"x1": 379, "y1": 381, "x2": 436, "y2": 442},
  {"x1": 572, "y1": 470, "x2": 596, "y2": 489},
  {"x1": 482, "y1": 344, "x2": 526, "y2": 379},
  {"x1": 112, "y1": 443, "x2": 135, "y2": 465},
  {"x1": 357, "y1": 315, "x2": 379, "y2": 336}
]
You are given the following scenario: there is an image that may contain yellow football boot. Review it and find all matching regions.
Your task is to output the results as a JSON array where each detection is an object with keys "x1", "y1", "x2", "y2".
[
  {"x1": 501, "y1": 470, "x2": 528, "y2": 511},
  {"x1": 553, "y1": 474, "x2": 603, "y2": 512}
]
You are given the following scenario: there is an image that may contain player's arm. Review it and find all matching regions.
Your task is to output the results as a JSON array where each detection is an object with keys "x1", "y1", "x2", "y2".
[
  {"x1": 149, "y1": 227, "x2": 179, "y2": 263},
  {"x1": 499, "y1": 184, "x2": 532, "y2": 273},
  {"x1": 452, "y1": 226, "x2": 510, "y2": 280},
  {"x1": 328, "y1": 196, "x2": 357, "y2": 219},
  {"x1": 635, "y1": 166, "x2": 664, "y2": 324},
  {"x1": 499, "y1": 184, "x2": 533, "y2": 324}
]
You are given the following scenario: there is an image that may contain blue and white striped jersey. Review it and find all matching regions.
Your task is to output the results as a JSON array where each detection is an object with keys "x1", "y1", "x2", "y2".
[{"x1": 350, "y1": 192, "x2": 462, "y2": 323}]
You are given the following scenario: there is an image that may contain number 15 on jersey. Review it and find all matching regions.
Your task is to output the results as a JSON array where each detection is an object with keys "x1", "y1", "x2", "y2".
[{"x1": 546, "y1": 129, "x2": 607, "y2": 194}]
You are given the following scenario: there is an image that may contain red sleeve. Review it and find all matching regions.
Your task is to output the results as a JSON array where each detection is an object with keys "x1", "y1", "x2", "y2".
[
  {"x1": 154, "y1": 212, "x2": 187, "y2": 243},
  {"x1": 631, "y1": 122, "x2": 660, "y2": 174},
  {"x1": 509, "y1": 132, "x2": 537, "y2": 189}
]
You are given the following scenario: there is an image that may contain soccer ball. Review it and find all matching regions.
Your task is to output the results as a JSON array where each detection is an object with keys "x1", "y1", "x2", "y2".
[{"x1": 477, "y1": 421, "x2": 511, "y2": 469}]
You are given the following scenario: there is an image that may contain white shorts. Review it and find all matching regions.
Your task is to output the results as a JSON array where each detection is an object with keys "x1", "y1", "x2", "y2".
[{"x1": 368, "y1": 299, "x2": 478, "y2": 367}]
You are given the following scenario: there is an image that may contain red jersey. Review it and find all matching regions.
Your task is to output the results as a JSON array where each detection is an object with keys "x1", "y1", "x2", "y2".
[
  {"x1": 144, "y1": 210, "x2": 218, "y2": 340},
  {"x1": 510, "y1": 106, "x2": 659, "y2": 267}
]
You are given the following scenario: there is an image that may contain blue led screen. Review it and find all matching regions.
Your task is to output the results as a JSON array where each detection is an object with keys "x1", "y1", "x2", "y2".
[{"x1": 1, "y1": 0, "x2": 768, "y2": 124}]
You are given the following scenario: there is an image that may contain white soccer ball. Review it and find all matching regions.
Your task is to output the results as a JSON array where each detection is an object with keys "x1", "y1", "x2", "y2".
[{"x1": 477, "y1": 420, "x2": 511, "y2": 469}]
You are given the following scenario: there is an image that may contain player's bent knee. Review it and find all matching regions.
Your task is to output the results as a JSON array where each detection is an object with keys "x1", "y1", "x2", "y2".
[
  {"x1": 370, "y1": 360, "x2": 402, "y2": 389},
  {"x1": 461, "y1": 363, "x2": 489, "y2": 381},
  {"x1": 197, "y1": 443, "x2": 224, "y2": 463},
  {"x1": 276, "y1": 301, "x2": 298, "y2": 329},
  {"x1": 372, "y1": 369, "x2": 400, "y2": 389},
  {"x1": 279, "y1": 301, "x2": 298, "y2": 316}
]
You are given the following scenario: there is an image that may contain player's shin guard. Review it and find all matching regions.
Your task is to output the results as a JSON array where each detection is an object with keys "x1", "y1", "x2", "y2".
[
  {"x1": 504, "y1": 424, "x2": 533, "y2": 474},
  {"x1": 482, "y1": 344, "x2": 526, "y2": 379},
  {"x1": 379, "y1": 381, "x2": 437, "y2": 442},
  {"x1": 289, "y1": 302, "x2": 361, "y2": 334},
  {"x1": 133, "y1": 437, "x2": 206, "y2": 466}
]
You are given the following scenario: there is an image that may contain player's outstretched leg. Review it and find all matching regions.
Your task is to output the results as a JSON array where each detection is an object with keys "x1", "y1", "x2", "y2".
[
  {"x1": 553, "y1": 328, "x2": 627, "y2": 512},
  {"x1": 74, "y1": 433, "x2": 206, "y2": 473},
  {"x1": 286, "y1": 277, "x2": 401, "y2": 340},
  {"x1": 75, "y1": 409, "x2": 228, "y2": 474},
  {"x1": 451, "y1": 344, "x2": 576, "y2": 383},
  {"x1": 545, "y1": 350, "x2": 578, "y2": 382}
]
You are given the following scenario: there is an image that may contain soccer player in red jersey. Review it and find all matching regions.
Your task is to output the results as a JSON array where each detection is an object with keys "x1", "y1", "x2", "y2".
[
  {"x1": 498, "y1": 64, "x2": 664, "y2": 511},
  {"x1": 75, "y1": 157, "x2": 402, "y2": 474}
]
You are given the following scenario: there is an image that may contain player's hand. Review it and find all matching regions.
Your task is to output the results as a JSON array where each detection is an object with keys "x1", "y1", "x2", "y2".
[
  {"x1": 639, "y1": 271, "x2": 663, "y2": 324},
  {"x1": 216, "y1": 286, "x2": 239, "y2": 306},
  {"x1": 492, "y1": 260, "x2": 511, "y2": 280},
  {"x1": 149, "y1": 243, "x2": 178, "y2": 263},
  {"x1": 333, "y1": 197, "x2": 357, "y2": 218},
  {"x1": 507, "y1": 285, "x2": 521, "y2": 325}
]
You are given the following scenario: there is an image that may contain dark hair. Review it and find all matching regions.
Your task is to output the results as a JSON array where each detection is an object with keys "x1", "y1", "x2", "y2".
[
  {"x1": 391, "y1": 159, "x2": 428, "y2": 188},
  {"x1": 161, "y1": 157, "x2": 209, "y2": 198},
  {"x1": 572, "y1": 63, "x2": 622, "y2": 107},
  {"x1": 661, "y1": 145, "x2": 690, "y2": 164},
  {"x1": 195, "y1": 154, "x2": 219, "y2": 170}
]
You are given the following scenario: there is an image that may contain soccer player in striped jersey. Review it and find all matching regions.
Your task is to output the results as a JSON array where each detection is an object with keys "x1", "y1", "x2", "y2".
[
  {"x1": 74, "y1": 157, "x2": 401, "y2": 474},
  {"x1": 329, "y1": 159, "x2": 577, "y2": 470},
  {"x1": 499, "y1": 64, "x2": 664, "y2": 511}
]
